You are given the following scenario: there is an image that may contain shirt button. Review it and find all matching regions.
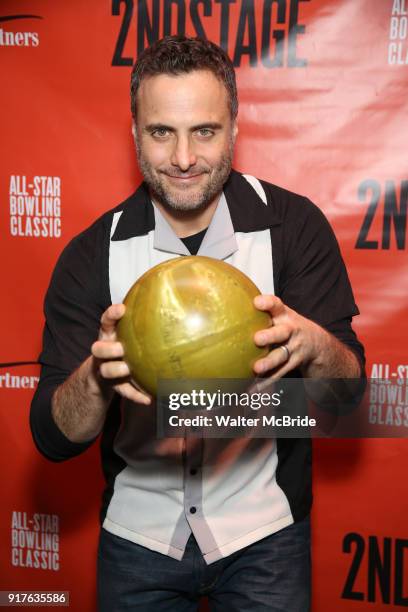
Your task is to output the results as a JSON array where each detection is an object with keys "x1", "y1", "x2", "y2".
[
  {"x1": 190, "y1": 506, "x2": 197, "y2": 514},
  {"x1": 190, "y1": 468, "x2": 197, "y2": 475}
]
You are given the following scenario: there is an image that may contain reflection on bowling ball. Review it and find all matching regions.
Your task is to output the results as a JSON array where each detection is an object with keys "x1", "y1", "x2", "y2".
[{"x1": 117, "y1": 256, "x2": 270, "y2": 396}]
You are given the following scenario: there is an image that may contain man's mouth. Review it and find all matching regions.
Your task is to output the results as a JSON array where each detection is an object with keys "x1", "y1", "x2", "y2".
[{"x1": 163, "y1": 172, "x2": 206, "y2": 184}]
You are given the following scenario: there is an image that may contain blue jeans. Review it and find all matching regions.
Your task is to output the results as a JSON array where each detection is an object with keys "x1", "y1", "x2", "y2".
[{"x1": 97, "y1": 516, "x2": 311, "y2": 611}]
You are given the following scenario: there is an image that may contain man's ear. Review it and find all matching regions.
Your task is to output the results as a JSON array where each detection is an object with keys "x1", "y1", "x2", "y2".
[
  {"x1": 131, "y1": 121, "x2": 137, "y2": 140},
  {"x1": 232, "y1": 121, "x2": 238, "y2": 142}
]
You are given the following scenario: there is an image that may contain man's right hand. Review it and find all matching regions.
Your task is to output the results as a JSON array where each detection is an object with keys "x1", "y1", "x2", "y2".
[
  {"x1": 51, "y1": 303, "x2": 151, "y2": 444},
  {"x1": 91, "y1": 303, "x2": 152, "y2": 406}
]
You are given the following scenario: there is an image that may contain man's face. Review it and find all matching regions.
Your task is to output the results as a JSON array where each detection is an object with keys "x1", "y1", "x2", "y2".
[{"x1": 133, "y1": 70, "x2": 237, "y2": 212}]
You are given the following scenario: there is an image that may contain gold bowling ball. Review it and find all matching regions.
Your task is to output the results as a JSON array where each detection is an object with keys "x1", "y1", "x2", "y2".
[{"x1": 117, "y1": 256, "x2": 270, "y2": 396}]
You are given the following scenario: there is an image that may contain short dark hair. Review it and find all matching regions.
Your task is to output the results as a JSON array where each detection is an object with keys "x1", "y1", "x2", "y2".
[{"x1": 130, "y1": 35, "x2": 238, "y2": 121}]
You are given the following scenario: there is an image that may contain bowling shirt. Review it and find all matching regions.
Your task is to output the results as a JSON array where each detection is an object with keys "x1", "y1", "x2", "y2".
[{"x1": 31, "y1": 170, "x2": 364, "y2": 564}]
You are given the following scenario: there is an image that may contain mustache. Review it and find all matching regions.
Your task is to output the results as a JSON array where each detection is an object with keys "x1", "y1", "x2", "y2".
[{"x1": 159, "y1": 167, "x2": 211, "y2": 178}]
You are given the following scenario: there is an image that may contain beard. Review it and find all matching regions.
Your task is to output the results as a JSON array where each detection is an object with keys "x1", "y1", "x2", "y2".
[{"x1": 135, "y1": 140, "x2": 234, "y2": 213}]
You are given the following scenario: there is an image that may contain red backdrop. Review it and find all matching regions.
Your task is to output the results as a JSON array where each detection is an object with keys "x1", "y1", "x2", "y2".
[{"x1": 1, "y1": 1, "x2": 407, "y2": 609}]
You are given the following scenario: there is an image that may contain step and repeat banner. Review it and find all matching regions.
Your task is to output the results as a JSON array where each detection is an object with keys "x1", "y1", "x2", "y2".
[{"x1": 1, "y1": 1, "x2": 407, "y2": 610}]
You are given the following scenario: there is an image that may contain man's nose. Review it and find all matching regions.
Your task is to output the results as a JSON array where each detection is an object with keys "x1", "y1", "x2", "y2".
[{"x1": 170, "y1": 135, "x2": 197, "y2": 171}]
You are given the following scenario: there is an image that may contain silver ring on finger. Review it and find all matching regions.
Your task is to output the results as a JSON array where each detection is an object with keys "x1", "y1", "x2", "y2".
[{"x1": 280, "y1": 344, "x2": 290, "y2": 362}]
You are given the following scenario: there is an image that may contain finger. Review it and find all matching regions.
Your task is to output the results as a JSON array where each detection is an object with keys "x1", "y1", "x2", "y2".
[
  {"x1": 99, "y1": 304, "x2": 126, "y2": 338},
  {"x1": 257, "y1": 359, "x2": 295, "y2": 382},
  {"x1": 92, "y1": 340, "x2": 124, "y2": 360},
  {"x1": 250, "y1": 359, "x2": 295, "y2": 385},
  {"x1": 253, "y1": 345, "x2": 294, "y2": 375},
  {"x1": 254, "y1": 324, "x2": 291, "y2": 347},
  {"x1": 99, "y1": 360, "x2": 130, "y2": 379},
  {"x1": 247, "y1": 376, "x2": 277, "y2": 395},
  {"x1": 114, "y1": 382, "x2": 152, "y2": 405},
  {"x1": 253, "y1": 295, "x2": 284, "y2": 314}
]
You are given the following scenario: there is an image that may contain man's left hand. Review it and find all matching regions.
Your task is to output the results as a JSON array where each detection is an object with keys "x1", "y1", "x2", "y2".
[{"x1": 252, "y1": 295, "x2": 361, "y2": 380}]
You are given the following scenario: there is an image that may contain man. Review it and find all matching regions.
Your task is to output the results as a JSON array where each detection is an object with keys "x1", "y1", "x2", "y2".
[{"x1": 31, "y1": 36, "x2": 364, "y2": 611}]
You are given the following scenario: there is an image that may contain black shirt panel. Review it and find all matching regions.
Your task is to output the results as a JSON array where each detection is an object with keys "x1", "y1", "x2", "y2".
[
  {"x1": 224, "y1": 171, "x2": 282, "y2": 231},
  {"x1": 111, "y1": 184, "x2": 155, "y2": 241},
  {"x1": 276, "y1": 438, "x2": 313, "y2": 523},
  {"x1": 269, "y1": 194, "x2": 359, "y2": 327},
  {"x1": 99, "y1": 394, "x2": 126, "y2": 523}
]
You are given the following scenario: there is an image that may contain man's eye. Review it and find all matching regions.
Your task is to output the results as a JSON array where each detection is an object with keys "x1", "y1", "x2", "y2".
[
  {"x1": 152, "y1": 128, "x2": 169, "y2": 138},
  {"x1": 197, "y1": 128, "x2": 213, "y2": 137}
]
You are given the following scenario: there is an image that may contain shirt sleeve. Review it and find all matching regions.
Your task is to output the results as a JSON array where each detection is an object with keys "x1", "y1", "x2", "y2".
[
  {"x1": 324, "y1": 318, "x2": 365, "y2": 374},
  {"x1": 30, "y1": 220, "x2": 111, "y2": 461}
]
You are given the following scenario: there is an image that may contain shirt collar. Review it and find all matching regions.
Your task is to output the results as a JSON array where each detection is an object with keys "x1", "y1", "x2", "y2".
[{"x1": 152, "y1": 192, "x2": 238, "y2": 259}]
